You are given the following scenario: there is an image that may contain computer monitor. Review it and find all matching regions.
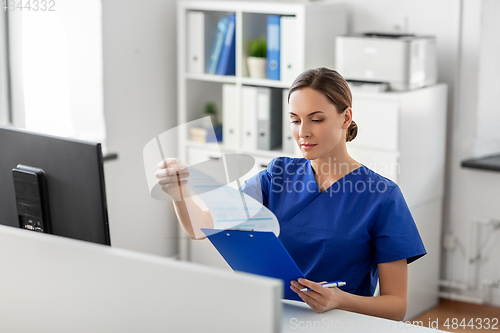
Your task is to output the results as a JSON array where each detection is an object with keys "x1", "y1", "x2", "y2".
[{"x1": 0, "y1": 125, "x2": 111, "y2": 245}]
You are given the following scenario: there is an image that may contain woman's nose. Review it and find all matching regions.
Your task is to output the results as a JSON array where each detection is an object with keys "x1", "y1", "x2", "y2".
[{"x1": 299, "y1": 122, "x2": 311, "y2": 138}]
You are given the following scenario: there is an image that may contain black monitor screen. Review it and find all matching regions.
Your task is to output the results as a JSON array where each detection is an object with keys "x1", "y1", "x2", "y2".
[{"x1": 0, "y1": 126, "x2": 111, "y2": 245}]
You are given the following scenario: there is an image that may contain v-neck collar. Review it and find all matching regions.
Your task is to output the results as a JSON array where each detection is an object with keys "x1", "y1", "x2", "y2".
[
  {"x1": 306, "y1": 160, "x2": 365, "y2": 194},
  {"x1": 276, "y1": 159, "x2": 368, "y2": 228}
]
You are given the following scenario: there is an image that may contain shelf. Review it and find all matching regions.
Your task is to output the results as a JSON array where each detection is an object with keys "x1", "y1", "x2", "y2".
[
  {"x1": 185, "y1": 73, "x2": 292, "y2": 88},
  {"x1": 180, "y1": 1, "x2": 304, "y2": 16},
  {"x1": 185, "y1": 73, "x2": 238, "y2": 84},
  {"x1": 185, "y1": 140, "x2": 224, "y2": 151},
  {"x1": 240, "y1": 77, "x2": 291, "y2": 88},
  {"x1": 461, "y1": 154, "x2": 500, "y2": 172}
]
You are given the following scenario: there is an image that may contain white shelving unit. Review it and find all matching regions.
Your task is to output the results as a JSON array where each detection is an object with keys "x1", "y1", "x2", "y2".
[
  {"x1": 176, "y1": 0, "x2": 347, "y2": 264},
  {"x1": 177, "y1": 0, "x2": 348, "y2": 159}
]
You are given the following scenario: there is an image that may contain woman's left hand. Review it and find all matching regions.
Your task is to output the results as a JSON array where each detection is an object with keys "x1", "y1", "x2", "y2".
[{"x1": 290, "y1": 278, "x2": 344, "y2": 313}]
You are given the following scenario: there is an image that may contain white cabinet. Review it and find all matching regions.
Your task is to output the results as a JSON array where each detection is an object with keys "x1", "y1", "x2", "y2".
[
  {"x1": 347, "y1": 84, "x2": 448, "y2": 319},
  {"x1": 351, "y1": 98, "x2": 400, "y2": 151},
  {"x1": 347, "y1": 84, "x2": 448, "y2": 205}
]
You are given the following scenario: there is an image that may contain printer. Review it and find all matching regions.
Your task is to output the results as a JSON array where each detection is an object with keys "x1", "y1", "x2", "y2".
[{"x1": 335, "y1": 33, "x2": 437, "y2": 91}]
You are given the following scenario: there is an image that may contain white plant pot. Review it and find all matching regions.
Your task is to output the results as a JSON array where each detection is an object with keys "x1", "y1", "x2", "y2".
[{"x1": 247, "y1": 57, "x2": 267, "y2": 79}]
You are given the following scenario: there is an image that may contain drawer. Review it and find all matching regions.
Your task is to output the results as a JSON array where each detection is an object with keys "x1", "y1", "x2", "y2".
[
  {"x1": 347, "y1": 146, "x2": 400, "y2": 183},
  {"x1": 350, "y1": 97, "x2": 399, "y2": 151}
]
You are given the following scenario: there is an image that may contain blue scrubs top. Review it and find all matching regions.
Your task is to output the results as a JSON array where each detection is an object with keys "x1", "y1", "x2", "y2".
[{"x1": 240, "y1": 157, "x2": 426, "y2": 300}]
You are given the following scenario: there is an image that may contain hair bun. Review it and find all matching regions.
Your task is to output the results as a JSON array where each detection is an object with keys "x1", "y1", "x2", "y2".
[{"x1": 346, "y1": 120, "x2": 358, "y2": 142}]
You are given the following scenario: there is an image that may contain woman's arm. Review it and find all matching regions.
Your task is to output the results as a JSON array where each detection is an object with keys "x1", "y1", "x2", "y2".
[
  {"x1": 171, "y1": 189, "x2": 214, "y2": 240},
  {"x1": 156, "y1": 158, "x2": 214, "y2": 240},
  {"x1": 290, "y1": 258, "x2": 408, "y2": 321}
]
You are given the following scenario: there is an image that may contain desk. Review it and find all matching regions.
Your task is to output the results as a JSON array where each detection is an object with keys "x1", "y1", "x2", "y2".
[
  {"x1": 1, "y1": 224, "x2": 448, "y2": 333},
  {"x1": 282, "y1": 300, "x2": 447, "y2": 332}
]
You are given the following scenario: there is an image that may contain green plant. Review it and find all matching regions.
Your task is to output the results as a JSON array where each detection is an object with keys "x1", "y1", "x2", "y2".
[
  {"x1": 205, "y1": 102, "x2": 217, "y2": 116},
  {"x1": 204, "y1": 102, "x2": 218, "y2": 126},
  {"x1": 248, "y1": 37, "x2": 266, "y2": 58}
]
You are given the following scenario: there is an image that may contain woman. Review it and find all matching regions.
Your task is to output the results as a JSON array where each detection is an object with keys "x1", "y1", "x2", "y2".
[{"x1": 156, "y1": 67, "x2": 426, "y2": 321}]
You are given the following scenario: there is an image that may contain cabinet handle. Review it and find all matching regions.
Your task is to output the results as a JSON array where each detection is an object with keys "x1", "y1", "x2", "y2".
[{"x1": 209, "y1": 156, "x2": 220, "y2": 161}]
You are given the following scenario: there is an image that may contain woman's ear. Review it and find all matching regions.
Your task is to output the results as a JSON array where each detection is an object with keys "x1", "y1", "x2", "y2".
[{"x1": 342, "y1": 107, "x2": 353, "y2": 129}]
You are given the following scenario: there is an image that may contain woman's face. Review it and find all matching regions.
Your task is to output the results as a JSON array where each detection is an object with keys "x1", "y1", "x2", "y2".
[{"x1": 289, "y1": 87, "x2": 351, "y2": 161}]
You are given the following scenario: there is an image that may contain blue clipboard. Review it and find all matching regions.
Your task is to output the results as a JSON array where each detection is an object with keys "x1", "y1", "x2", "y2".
[{"x1": 201, "y1": 228, "x2": 305, "y2": 301}]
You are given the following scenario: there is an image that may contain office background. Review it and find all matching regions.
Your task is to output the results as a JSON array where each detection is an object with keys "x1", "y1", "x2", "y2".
[{"x1": 0, "y1": 0, "x2": 499, "y2": 310}]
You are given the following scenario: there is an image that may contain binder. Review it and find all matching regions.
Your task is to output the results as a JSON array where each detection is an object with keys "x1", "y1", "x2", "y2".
[
  {"x1": 222, "y1": 84, "x2": 239, "y2": 149},
  {"x1": 280, "y1": 16, "x2": 300, "y2": 85},
  {"x1": 266, "y1": 15, "x2": 280, "y2": 80},
  {"x1": 187, "y1": 11, "x2": 205, "y2": 74},
  {"x1": 257, "y1": 87, "x2": 282, "y2": 151},
  {"x1": 207, "y1": 16, "x2": 229, "y2": 74},
  {"x1": 241, "y1": 86, "x2": 258, "y2": 151},
  {"x1": 216, "y1": 14, "x2": 236, "y2": 76},
  {"x1": 202, "y1": 228, "x2": 305, "y2": 301}
]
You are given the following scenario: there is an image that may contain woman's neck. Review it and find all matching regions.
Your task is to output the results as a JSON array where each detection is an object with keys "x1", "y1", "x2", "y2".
[{"x1": 310, "y1": 145, "x2": 361, "y2": 182}]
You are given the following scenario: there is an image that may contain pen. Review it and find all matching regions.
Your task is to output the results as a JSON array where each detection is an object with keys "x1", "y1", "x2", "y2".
[{"x1": 299, "y1": 281, "x2": 346, "y2": 292}]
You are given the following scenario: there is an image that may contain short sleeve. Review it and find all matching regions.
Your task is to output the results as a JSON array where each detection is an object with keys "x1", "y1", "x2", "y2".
[
  {"x1": 372, "y1": 185, "x2": 427, "y2": 264},
  {"x1": 239, "y1": 158, "x2": 274, "y2": 208}
]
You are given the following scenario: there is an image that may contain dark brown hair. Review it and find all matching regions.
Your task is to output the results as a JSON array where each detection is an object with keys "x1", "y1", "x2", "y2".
[{"x1": 288, "y1": 67, "x2": 358, "y2": 142}]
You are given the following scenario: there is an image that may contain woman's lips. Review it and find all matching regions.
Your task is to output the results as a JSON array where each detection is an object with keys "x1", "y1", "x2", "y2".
[{"x1": 301, "y1": 144, "x2": 317, "y2": 150}]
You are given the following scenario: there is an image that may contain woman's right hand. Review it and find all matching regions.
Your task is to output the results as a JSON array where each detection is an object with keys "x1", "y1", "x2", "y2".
[{"x1": 155, "y1": 158, "x2": 190, "y2": 201}]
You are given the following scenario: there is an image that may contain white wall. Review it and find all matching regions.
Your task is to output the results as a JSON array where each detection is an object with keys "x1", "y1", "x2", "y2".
[
  {"x1": 0, "y1": 12, "x2": 8, "y2": 126},
  {"x1": 474, "y1": 0, "x2": 500, "y2": 157},
  {"x1": 102, "y1": 0, "x2": 179, "y2": 257},
  {"x1": 444, "y1": 0, "x2": 500, "y2": 306}
]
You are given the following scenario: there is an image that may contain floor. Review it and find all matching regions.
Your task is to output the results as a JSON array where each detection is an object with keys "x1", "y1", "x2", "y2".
[{"x1": 409, "y1": 299, "x2": 500, "y2": 332}]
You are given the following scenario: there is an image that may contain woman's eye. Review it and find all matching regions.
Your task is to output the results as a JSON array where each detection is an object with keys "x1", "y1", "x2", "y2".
[
  {"x1": 290, "y1": 120, "x2": 300, "y2": 124},
  {"x1": 312, "y1": 119, "x2": 324, "y2": 123}
]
